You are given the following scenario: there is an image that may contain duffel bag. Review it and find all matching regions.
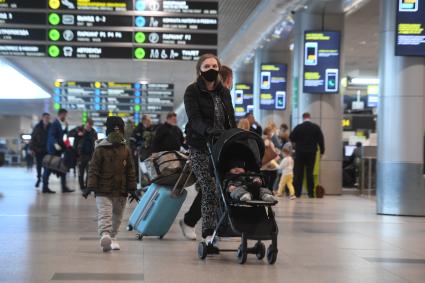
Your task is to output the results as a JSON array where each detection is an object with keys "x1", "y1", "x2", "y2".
[
  {"x1": 143, "y1": 151, "x2": 188, "y2": 185},
  {"x1": 42, "y1": 154, "x2": 68, "y2": 174}
]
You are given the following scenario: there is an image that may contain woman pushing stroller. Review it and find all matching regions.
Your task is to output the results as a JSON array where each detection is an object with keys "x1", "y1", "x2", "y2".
[{"x1": 183, "y1": 54, "x2": 236, "y2": 244}]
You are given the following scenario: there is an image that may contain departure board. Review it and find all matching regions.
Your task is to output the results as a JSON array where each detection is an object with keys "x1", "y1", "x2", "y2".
[
  {"x1": 53, "y1": 80, "x2": 174, "y2": 122},
  {"x1": 303, "y1": 31, "x2": 341, "y2": 93},
  {"x1": 233, "y1": 83, "x2": 253, "y2": 118},
  {"x1": 260, "y1": 63, "x2": 287, "y2": 110},
  {"x1": 396, "y1": 0, "x2": 425, "y2": 56},
  {"x1": 0, "y1": 0, "x2": 218, "y2": 60}
]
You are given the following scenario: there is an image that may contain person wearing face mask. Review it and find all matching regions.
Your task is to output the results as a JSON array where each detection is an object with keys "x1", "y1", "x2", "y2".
[
  {"x1": 182, "y1": 56, "x2": 236, "y2": 245},
  {"x1": 42, "y1": 108, "x2": 74, "y2": 193},
  {"x1": 84, "y1": 116, "x2": 137, "y2": 252}
]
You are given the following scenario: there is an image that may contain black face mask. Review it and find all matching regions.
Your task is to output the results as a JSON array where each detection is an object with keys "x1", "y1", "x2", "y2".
[{"x1": 201, "y1": 69, "x2": 219, "y2": 82}]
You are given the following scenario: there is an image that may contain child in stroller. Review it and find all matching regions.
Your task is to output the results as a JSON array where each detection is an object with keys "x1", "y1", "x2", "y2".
[
  {"x1": 224, "y1": 159, "x2": 277, "y2": 203},
  {"x1": 197, "y1": 128, "x2": 279, "y2": 265}
]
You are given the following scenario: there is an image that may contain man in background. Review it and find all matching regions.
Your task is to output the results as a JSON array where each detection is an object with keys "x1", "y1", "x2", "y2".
[{"x1": 30, "y1": 113, "x2": 51, "y2": 188}]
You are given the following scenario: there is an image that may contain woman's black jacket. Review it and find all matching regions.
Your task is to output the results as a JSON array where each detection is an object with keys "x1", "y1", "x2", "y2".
[{"x1": 184, "y1": 77, "x2": 236, "y2": 151}]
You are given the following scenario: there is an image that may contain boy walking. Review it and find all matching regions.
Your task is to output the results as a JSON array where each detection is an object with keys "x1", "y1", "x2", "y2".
[{"x1": 85, "y1": 116, "x2": 137, "y2": 252}]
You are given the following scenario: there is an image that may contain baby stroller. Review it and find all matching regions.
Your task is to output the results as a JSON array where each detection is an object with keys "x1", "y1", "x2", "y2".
[{"x1": 198, "y1": 128, "x2": 279, "y2": 265}]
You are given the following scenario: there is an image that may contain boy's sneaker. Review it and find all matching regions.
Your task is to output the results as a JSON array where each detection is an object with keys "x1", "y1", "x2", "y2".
[
  {"x1": 290, "y1": 195, "x2": 297, "y2": 200},
  {"x1": 262, "y1": 194, "x2": 277, "y2": 202},
  {"x1": 276, "y1": 193, "x2": 284, "y2": 197},
  {"x1": 111, "y1": 238, "x2": 120, "y2": 250},
  {"x1": 240, "y1": 193, "x2": 252, "y2": 202},
  {"x1": 100, "y1": 234, "x2": 112, "y2": 252},
  {"x1": 179, "y1": 219, "x2": 196, "y2": 240}
]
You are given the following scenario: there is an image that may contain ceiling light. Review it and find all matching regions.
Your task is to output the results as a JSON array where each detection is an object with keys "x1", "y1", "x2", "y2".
[
  {"x1": 349, "y1": 78, "x2": 379, "y2": 85},
  {"x1": 0, "y1": 60, "x2": 50, "y2": 99}
]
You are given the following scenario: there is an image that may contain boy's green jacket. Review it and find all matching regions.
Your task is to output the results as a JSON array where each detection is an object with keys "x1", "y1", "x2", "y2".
[{"x1": 87, "y1": 136, "x2": 137, "y2": 196}]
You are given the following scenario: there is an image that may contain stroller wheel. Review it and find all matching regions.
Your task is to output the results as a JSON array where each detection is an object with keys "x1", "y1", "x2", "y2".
[
  {"x1": 255, "y1": 242, "x2": 266, "y2": 260},
  {"x1": 266, "y1": 245, "x2": 278, "y2": 265},
  {"x1": 237, "y1": 245, "x2": 247, "y2": 264},
  {"x1": 198, "y1": 242, "x2": 207, "y2": 260}
]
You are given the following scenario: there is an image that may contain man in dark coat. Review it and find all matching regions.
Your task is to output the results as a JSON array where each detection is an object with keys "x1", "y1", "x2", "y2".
[
  {"x1": 30, "y1": 113, "x2": 50, "y2": 187},
  {"x1": 71, "y1": 118, "x2": 98, "y2": 191},
  {"x1": 290, "y1": 112, "x2": 325, "y2": 198},
  {"x1": 151, "y1": 112, "x2": 184, "y2": 153},
  {"x1": 42, "y1": 108, "x2": 74, "y2": 193}
]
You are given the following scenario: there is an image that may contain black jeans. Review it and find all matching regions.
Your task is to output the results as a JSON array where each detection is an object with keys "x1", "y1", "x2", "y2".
[
  {"x1": 78, "y1": 155, "x2": 91, "y2": 191},
  {"x1": 293, "y1": 152, "x2": 316, "y2": 198},
  {"x1": 183, "y1": 189, "x2": 202, "y2": 228},
  {"x1": 35, "y1": 153, "x2": 46, "y2": 180}
]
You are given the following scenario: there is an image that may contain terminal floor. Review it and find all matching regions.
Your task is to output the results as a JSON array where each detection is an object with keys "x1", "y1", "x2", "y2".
[{"x1": 1, "y1": 167, "x2": 425, "y2": 283}]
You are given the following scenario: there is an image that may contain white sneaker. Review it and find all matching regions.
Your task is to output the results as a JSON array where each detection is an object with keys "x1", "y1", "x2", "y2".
[
  {"x1": 100, "y1": 234, "x2": 112, "y2": 252},
  {"x1": 240, "y1": 193, "x2": 252, "y2": 202},
  {"x1": 290, "y1": 195, "x2": 297, "y2": 200},
  {"x1": 179, "y1": 219, "x2": 196, "y2": 240},
  {"x1": 111, "y1": 238, "x2": 120, "y2": 250}
]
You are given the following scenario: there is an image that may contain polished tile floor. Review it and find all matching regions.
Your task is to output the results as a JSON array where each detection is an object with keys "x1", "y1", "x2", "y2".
[{"x1": 0, "y1": 167, "x2": 424, "y2": 283}]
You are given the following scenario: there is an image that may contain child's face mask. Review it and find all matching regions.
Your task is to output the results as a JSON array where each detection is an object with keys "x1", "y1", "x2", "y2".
[{"x1": 107, "y1": 131, "x2": 124, "y2": 144}]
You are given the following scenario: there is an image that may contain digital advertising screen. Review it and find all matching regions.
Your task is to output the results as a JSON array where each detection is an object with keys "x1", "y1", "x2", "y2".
[
  {"x1": 396, "y1": 0, "x2": 425, "y2": 56},
  {"x1": 303, "y1": 31, "x2": 341, "y2": 94},
  {"x1": 233, "y1": 83, "x2": 253, "y2": 118},
  {"x1": 260, "y1": 64, "x2": 287, "y2": 110}
]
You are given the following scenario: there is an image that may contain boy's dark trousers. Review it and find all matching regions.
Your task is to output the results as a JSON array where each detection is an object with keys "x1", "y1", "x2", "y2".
[{"x1": 293, "y1": 152, "x2": 315, "y2": 198}]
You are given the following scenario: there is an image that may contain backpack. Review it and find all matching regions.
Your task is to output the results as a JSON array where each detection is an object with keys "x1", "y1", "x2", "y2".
[{"x1": 315, "y1": 185, "x2": 325, "y2": 198}]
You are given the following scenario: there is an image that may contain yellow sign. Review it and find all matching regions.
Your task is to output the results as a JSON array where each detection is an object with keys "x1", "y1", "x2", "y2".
[
  {"x1": 342, "y1": 119, "x2": 351, "y2": 127},
  {"x1": 49, "y1": 0, "x2": 60, "y2": 9},
  {"x1": 94, "y1": 81, "x2": 101, "y2": 88}
]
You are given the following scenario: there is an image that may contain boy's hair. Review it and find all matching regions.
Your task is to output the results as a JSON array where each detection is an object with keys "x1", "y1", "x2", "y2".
[{"x1": 282, "y1": 147, "x2": 291, "y2": 155}]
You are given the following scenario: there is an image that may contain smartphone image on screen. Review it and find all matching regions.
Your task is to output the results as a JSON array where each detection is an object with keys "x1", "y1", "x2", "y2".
[
  {"x1": 399, "y1": 0, "x2": 418, "y2": 12},
  {"x1": 275, "y1": 91, "x2": 286, "y2": 109},
  {"x1": 261, "y1": 72, "x2": 271, "y2": 89},
  {"x1": 325, "y1": 69, "x2": 339, "y2": 92},
  {"x1": 235, "y1": 90, "x2": 244, "y2": 104},
  {"x1": 305, "y1": 42, "x2": 318, "y2": 66}
]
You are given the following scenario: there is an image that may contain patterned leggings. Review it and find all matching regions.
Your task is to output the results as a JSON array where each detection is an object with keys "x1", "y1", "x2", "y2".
[{"x1": 190, "y1": 147, "x2": 218, "y2": 238}]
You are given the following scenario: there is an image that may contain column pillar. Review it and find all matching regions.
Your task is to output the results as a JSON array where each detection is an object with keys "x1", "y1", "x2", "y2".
[
  {"x1": 377, "y1": 0, "x2": 425, "y2": 215},
  {"x1": 291, "y1": 10, "x2": 344, "y2": 195},
  {"x1": 253, "y1": 48, "x2": 262, "y2": 122}
]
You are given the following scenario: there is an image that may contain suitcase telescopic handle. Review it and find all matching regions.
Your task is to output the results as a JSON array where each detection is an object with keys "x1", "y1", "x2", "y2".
[{"x1": 170, "y1": 161, "x2": 192, "y2": 198}]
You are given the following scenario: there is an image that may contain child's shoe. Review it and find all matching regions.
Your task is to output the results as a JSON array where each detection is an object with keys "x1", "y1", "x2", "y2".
[
  {"x1": 111, "y1": 238, "x2": 120, "y2": 250},
  {"x1": 290, "y1": 195, "x2": 296, "y2": 200},
  {"x1": 262, "y1": 194, "x2": 277, "y2": 202},
  {"x1": 276, "y1": 193, "x2": 284, "y2": 197},
  {"x1": 100, "y1": 234, "x2": 112, "y2": 252},
  {"x1": 240, "y1": 193, "x2": 252, "y2": 202}
]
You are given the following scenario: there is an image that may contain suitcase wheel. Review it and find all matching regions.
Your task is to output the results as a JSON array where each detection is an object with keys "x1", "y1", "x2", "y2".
[
  {"x1": 127, "y1": 225, "x2": 133, "y2": 231},
  {"x1": 159, "y1": 235, "x2": 164, "y2": 240},
  {"x1": 136, "y1": 234, "x2": 143, "y2": 241}
]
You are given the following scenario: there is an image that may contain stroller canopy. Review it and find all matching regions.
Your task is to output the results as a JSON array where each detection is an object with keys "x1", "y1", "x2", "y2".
[{"x1": 211, "y1": 128, "x2": 265, "y2": 176}]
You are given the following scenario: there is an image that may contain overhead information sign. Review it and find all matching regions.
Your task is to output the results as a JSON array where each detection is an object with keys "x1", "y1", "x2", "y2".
[
  {"x1": 396, "y1": 0, "x2": 425, "y2": 56},
  {"x1": 48, "y1": 0, "x2": 133, "y2": 11},
  {"x1": 260, "y1": 63, "x2": 287, "y2": 110},
  {"x1": 303, "y1": 31, "x2": 341, "y2": 94},
  {"x1": 0, "y1": 0, "x2": 218, "y2": 60},
  {"x1": 0, "y1": 44, "x2": 45, "y2": 56},
  {"x1": 234, "y1": 83, "x2": 253, "y2": 118}
]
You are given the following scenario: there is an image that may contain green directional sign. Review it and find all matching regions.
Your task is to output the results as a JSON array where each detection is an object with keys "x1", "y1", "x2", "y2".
[
  {"x1": 48, "y1": 45, "x2": 60, "y2": 57},
  {"x1": 134, "y1": 105, "x2": 141, "y2": 112},
  {"x1": 48, "y1": 13, "x2": 60, "y2": 25},
  {"x1": 134, "y1": 47, "x2": 145, "y2": 59},
  {"x1": 48, "y1": 29, "x2": 60, "y2": 41},
  {"x1": 134, "y1": 32, "x2": 146, "y2": 43}
]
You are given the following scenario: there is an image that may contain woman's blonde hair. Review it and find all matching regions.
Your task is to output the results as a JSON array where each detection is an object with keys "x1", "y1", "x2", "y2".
[
  {"x1": 263, "y1": 126, "x2": 274, "y2": 136},
  {"x1": 237, "y1": 118, "x2": 250, "y2": 131},
  {"x1": 267, "y1": 121, "x2": 278, "y2": 133}
]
